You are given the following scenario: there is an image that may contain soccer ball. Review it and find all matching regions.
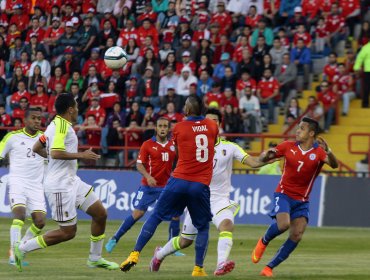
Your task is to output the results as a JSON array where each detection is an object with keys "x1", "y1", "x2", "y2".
[{"x1": 104, "y1": 46, "x2": 128, "y2": 69}]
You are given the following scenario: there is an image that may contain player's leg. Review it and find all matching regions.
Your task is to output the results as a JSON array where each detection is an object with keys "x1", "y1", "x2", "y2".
[
  {"x1": 252, "y1": 193, "x2": 291, "y2": 264},
  {"x1": 120, "y1": 177, "x2": 187, "y2": 272},
  {"x1": 106, "y1": 186, "x2": 159, "y2": 253},
  {"x1": 187, "y1": 182, "x2": 212, "y2": 276},
  {"x1": 150, "y1": 211, "x2": 196, "y2": 272},
  {"x1": 77, "y1": 179, "x2": 118, "y2": 270},
  {"x1": 212, "y1": 200, "x2": 239, "y2": 276},
  {"x1": 9, "y1": 204, "x2": 26, "y2": 265},
  {"x1": 168, "y1": 216, "x2": 185, "y2": 257},
  {"x1": 20, "y1": 186, "x2": 47, "y2": 244}
]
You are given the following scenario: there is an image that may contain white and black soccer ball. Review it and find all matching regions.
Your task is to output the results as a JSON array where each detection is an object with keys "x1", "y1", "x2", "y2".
[{"x1": 104, "y1": 46, "x2": 128, "y2": 69}]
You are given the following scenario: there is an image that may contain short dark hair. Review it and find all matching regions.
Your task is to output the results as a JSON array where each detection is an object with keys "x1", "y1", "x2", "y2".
[
  {"x1": 25, "y1": 107, "x2": 42, "y2": 118},
  {"x1": 205, "y1": 108, "x2": 222, "y2": 123},
  {"x1": 302, "y1": 117, "x2": 319, "y2": 136},
  {"x1": 55, "y1": 93, "x2": 76, "y2": 115},
  {"x1": 156, "y1": 117, "x2": 170, "y2": 126}
]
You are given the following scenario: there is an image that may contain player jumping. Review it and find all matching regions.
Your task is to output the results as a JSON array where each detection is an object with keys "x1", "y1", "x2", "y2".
[
  {"x1": 149, "y1": 108, "x2": 271, "y2": 276},
  {"x1": 251, "y1": 117, "x2": 338, "y2": 277},
  {"x1": 105, "y1": 117, "x2": 182, "y2": 255},
  {"x1": 13, "y1": 93, "x2": 118, "y2": 271},
  {"x1": 0, "y1": 108, "x2": 46, "y2": 266},
  {"x1": 120, "y1": 95, "x2": 218, "y2": 276}
]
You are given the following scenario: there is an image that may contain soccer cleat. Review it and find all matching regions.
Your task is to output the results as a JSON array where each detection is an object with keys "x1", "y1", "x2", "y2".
[
  {"x1": 191, "y1": 265, "x2": 208, "y2": 277},
  {"x1": 251, "y1": 238, "x2": 267, "y2": 264},
  {"x1": 260, "y1": 266, "x2": 273, "y2": 277},
  {"x1": 14, "y1": 242, "x2": 24, "y2": 272},
  {"x1": 149, "y1": 246, "x2": 162, "y2": 272},
  {"x1": 120, "y1": 251, "x2": 140, "y2": 272},
  {"x1": 105, "y1": 238, "x2": 117, "y2": 253},
  {"x1": 214, "y1": 260, "x2": 235, "y2": 276},
  {"x1": 173, "y1": 251, "x2": 186, "y2": 257},
  {"x1": 87, "y1": 258, "x2": 119, "y2": 270}
]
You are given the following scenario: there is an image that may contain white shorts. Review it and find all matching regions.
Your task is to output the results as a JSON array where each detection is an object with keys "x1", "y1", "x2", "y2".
[
  {"x1": 8, "y1": 180, "x2": 46, "y2": 214},
  {"x1": 45, "y1": 177, "x2": 98, "y2": 226},
  {"x1": 181, "y1": 197, "x2": 239, "y2": 240}
]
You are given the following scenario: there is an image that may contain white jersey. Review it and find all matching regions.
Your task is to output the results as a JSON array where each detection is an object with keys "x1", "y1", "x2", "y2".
[
  {"x1": 0, "y1": 129, "x2": 44, "y2": 187},
  {"x1": 210, "y1": 138, "x2": 248, "y2": 199},
  {"x1": 44, "y1": 115, "x2": 78, "y2": 191}
]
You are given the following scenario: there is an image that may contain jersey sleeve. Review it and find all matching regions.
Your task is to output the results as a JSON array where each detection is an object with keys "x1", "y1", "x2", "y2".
[
  {"x1": 137, "y1": 142, "x2": 149, "y2": 164},
  {"x1": 51, "y1": 117, "x2": 68, "y2": 151},
  {"x1": 0, "y1": 132, "x2": 14, "y2": 159},
  {"x1": 231, "y1": 142, "x2": 249, "y2": 163},
  {"x1": 274, "y1": 141, "x2": 290, "y2": 157}
]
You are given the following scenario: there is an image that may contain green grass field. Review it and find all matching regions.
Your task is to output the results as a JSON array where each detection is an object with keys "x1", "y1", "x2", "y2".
[{"x1": 1, "y1": 217, "x2": 370, "y2": 279}]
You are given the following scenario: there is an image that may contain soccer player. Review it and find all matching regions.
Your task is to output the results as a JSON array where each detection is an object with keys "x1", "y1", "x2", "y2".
[
  {"x1": 149, "y1": 108, "x2": 270, "y2": 276},
  {"x1": 0, "y1": 108, "x2": 46, "y2": 265},
  {"x1": 13, "y1": 93, "x2": 118, "y2": 271},
  {"x1": 251, "y1": 117, "x2": 339, "y2": 277},
  {"x1": 105, "y1": 117, "x2": 182, "y2": 254},
  {"x1": 120, "y1": 95, "x2": 218, "y2": 276}
]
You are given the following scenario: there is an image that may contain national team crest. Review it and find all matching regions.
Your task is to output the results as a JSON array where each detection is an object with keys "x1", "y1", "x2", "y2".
[
  {"x1": 309, "y1": 154, "x2": 316, "y2": 160},
  {"x1": 170, "y1": 145, "x2": 175, "y2": 151},
  {"x1": 223, "y1": 149, "x2": 226, "y2": 156}
]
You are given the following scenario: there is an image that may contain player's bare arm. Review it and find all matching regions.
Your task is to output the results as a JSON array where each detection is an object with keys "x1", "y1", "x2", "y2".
[
  {"x1": 244, "y1": 155, "x2": 279, "y2": 168},
  {"x1": 51, "y1": 147, "x2": 100, "y2": 161},
  {"x1": 32, "y1": 140, "x2": 47, "y2": 158},
  {"x1": 259, "y1": 148, "x2": 279, "y2": 163},
  {"x1": 136, "y1": 162, "x2": 157, "y2": 187},
  {"x1": 317, "y1": 136, "x2": 338, "y2": 169}
]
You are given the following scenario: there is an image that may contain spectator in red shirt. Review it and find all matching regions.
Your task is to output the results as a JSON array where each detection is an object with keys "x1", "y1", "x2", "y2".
[
  {"x1": 293, "y1": 24, "x2": 312, "y2": 48},
  {"x1": 176, "y1": 51, "x2": 197, "y2": 74},
  {"x1": 323, "y1": 52, "x2": 339, "y2": 83},
  {"x1": 99, "y1": 9, "x2": 117, "y2": 30},
  {"x1": 43, "y1": 16, "x2": 64, "y2": 54},
  {"x1": 82, "y1": 48, "x2": 104, "y2": 76},
  {"x1": 213, "y1": 35, "x2": 234, "y2": 64},
  {"x1": 315, "y1": 17, "x2": 329, "y2": 53},
  {"x1": 9, "y1": 4, "x2": 29, "y2": 33},
  {"x1": 257, "y1": 68, "x2": 280, "y2": 124},
  {"x1": 162, "y1": 102, "x2": 184, "y2": 123},
  {"x1": 25, "y1": 16, "x2": 45, "y2": 43},
  {"x1": 30, "y1": 82, "x2": 49, "y2": 112},
  {"x1": 245, "y1": 5, "x2": 262, "y2": 28},
  {"x1": 11, "y1": 81, "x2": 30, "y2": 109},
  {"x1": 222, "y1": 88, "x2": 238, "y2": 113},
  {"x1": 137, "y1": 18, "x2": 159, "y2": 47},
  {"x1": 301, "y1": 0, "x2": 320, "y2": 22},
  {"x1": 137, "y1": 2, "x2": 158, "y2": 25},
  {"x1": 47, "y1": 82, "x2": 64, "y2": 117},
  {"x1": 117, "y1": 19, "x2": 138, "y2": 47},
  {"x1": 340, "y1": 0, "x2": 360, "y2": 38},
  {"x1": 12, "y1": 96, "x2": 28, "y2": 121},
  {"x1": 204, "y1": 82, "x2": 225, "y2": 108},
  {"x1": 210, "y1": 1, "x2": 232, "y2": 34},
  {"x1": 325, "y1": 3, "x2": 345, "y2": 50},
  {"x1": 317, "y1": 81, "x2": 337, "y2": 133},
  {"x1": 48, "y1": 66, "x2": 67, "y2": 94},
  {"x1": 233, "y1": 35, "x2": 252, "y2": 63},
  {"x1": 78, "y1": 115, "x2": 102, "y2": 147},
  {"x1": 236, "y1": 70, "x2": 257, "y2": 99},
  {"x1": 85, "y1": 96, "x2": 106, "y2": 126},
  {"x1": 123, "y1": 120, "x2": 143, "y2": 162},
  {"x1": 0, "y1": 104, "x2": 12, "y2": 127},
  {"x1": 333, "y1": 63, "x2": 356, "y2": 116}
]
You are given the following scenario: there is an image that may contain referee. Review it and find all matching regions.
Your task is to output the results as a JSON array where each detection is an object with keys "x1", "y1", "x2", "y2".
[{"x1": 354, "y1": 41, "x2": 370, "y2": 108}]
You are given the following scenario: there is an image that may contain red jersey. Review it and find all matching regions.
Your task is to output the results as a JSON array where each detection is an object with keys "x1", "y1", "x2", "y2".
[
  {"x1": 320, "y1": 0, "x2": 336, "y2": 13},
  {"x1": 192, "y1": 29, "x2": 211, "y2": 43},
  {"x1": 318, "y1": 90, "x2": 337, "y2": 110},
  {"x1": 163, "y1": 113, "x2": 184, "y2": 123},
  {"x1": 316, "y1": 24, "x2": 329, "y2": 38},
  {"x1": 258, "y1": 77, "x2": 280, "y2": 99},
  {"x1": 274, "y1": 141, "x2": 327, "y2": 201},
  {"x1": 85, "y1": 128, "x2": 101, "y2": 146},
  {"x1": 118, "y1": 27, "x2": 139, "y2": 46},
  {"x1": 1, "y1": 113, "x2": 12, "y2": 126},
  {"x1": 172, "y1": 117, "x2": 218, "y2": 186},
  {"x1": 82, "y1": 58, "x2": 104, "y2": 76},
  {"x1": 233, "y1": 45, "x2": 253, "y2": 63},
  {"x1": 85, "y1": 106, "x2": 106, "y2": 124},
  {"x1": 48, "y1": 76, "x2": 67, "y2": 92},
  {"x1": 323, "y1": 64, "x2": 339, "y2": 83},
  {"x1": 30, "y1": 93, "x2": 49, "y2": 110},
  {"x1": 335, "y1": 74, "x2": 353, "y2": 94},
  {"x1": 137, "y1": 26, "x2": 159, "y2": 47},
  {"x1": 11, "y1": 91, "x2": 31, "y2": 106},
  {"x1": 237, "y1": 78, "x2": 257, "y2": 93},
  {"x1": 205, "y1": 92, "x2": 225, "y2": 107},
  {"x1": 25, "y1": 28, "x2": 45, "y2": 43},
  {"x1": 9, "y1": 14, "x2": 29, "y2": 32},
  {"x1": 245, "y1": 14, "x2": 262, "y2": 28},
  {"x1": 43, "y1": 27, "x2": 65, "y2": 42},
  {"x1": 293, "y1": 32, "x2": 312, "y2": 46},
  {"x1": 302, "y1": 0, "x2": 320, "y2": 19},
  {"x1": 263, "y1": 0, "x2": 280, "y2": 14},
  {"x1": 210, "y1": 12, "x2": 232, "y2": 33},
  {"x1": 325, "y1": 14, "x2": 345, "y2": 33},
  {"x1": 340, "y1": 0, "x2": 360, "y2": 18},
  {"x1": 12, "y1": 108, "x2": 26, "y2": 120},
  {"x1": 223, "y1": 96, "x2": 238, "y2": 109},
  {"x1": 14, "y1": 61, "x2": 31, "y2": 76},
  {"x1": 176, "y1": 61, "x2": 197, "y2": 75},
  {"x1": 137, "y1": 137, "x2": 177, "y2": 187}
]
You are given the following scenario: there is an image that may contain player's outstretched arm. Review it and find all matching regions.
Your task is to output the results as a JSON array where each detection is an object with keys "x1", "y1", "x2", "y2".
[
  {"x1": 51, "y1": 147, "x2": 100, "y2": 161},
  {"x1": 243, "y1": 155, "x2": 279, "y2": 168},
  {"x1": 317, "y1": 137, "x2": 338, "y2": 169},
  {"x1": 136, "y1": 162, "x2": 157, "y2": 187},
  {"x1": 259, "y1": 148, "x2": 278, "y2": 163}
]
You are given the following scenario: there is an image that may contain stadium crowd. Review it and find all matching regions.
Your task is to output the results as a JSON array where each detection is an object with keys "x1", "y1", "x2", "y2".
[{"x1": 0, "y1": 0, "x2": 366, "y2": 166}]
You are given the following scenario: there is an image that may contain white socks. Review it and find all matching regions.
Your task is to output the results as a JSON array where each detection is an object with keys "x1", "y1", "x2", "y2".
[
  {"x1": 156, "y1": 236, "x2": 181, "y2": 260},
  {"x1": 89, "y1": 234, "x2": 105, "y2": 261},
  {"x1": 217, "y1": 231, "x2": 233, "y2": 265}
]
